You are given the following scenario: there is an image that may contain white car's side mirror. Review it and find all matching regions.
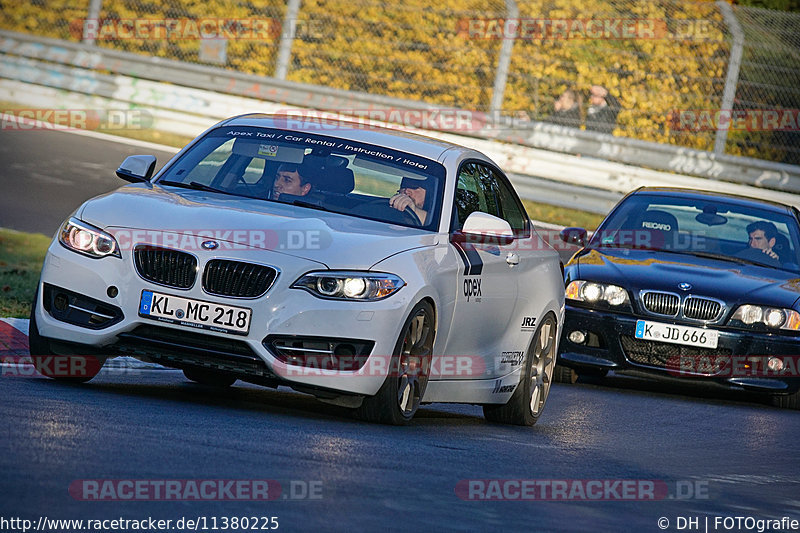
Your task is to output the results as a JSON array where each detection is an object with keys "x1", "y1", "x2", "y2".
[
  {"x1": 462, "y1": 211, "x2": 513, "y2": 239},
  {"x1": 117, "y1": 155, "x2": 156, "y2": 183}
]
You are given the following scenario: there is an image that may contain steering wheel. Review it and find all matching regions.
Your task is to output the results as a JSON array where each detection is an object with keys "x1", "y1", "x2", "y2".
[
  {"x1": 354, "y1": 198, "x2": 422, "y2": 226},
  {"x1": 735, "y1": 246, "x2": 781, "y2": 267}
]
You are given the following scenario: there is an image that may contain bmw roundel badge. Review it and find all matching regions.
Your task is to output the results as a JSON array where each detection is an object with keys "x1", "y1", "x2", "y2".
[
  {"x1": 201, "y1": 240, "x2": 219, "y2": 250},
  {"x1": 678, "y1": 282, "x2": 692, "y2": 291}
]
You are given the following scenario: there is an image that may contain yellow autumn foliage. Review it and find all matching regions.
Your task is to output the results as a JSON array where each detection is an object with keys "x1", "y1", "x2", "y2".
[{"x1": 0, "y1": 0, "x2": 795, "y2": 162}]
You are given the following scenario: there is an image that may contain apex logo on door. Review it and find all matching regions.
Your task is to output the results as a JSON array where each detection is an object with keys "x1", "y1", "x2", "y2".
[{"x1": 463, "y1": 277, "x2": 482, "y2": 302}]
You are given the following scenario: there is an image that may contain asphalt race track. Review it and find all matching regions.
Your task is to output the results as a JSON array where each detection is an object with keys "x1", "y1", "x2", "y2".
[{"x1": 1, "y1": 128, "x2": 799, "y2": 532}]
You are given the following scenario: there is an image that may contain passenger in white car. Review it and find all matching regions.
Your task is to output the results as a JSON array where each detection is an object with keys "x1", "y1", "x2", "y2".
[{"x1": 272, "y1": 163, "x2": 314, "y2": 200}]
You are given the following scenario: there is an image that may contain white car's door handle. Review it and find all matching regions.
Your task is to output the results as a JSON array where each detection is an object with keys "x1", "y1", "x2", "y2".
[{"x1": 506, "y1": 252, "x2": 519, "y2": 266}]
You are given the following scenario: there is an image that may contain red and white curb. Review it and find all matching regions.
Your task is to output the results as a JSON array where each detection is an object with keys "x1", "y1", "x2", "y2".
[{"x1": 0, "y1": 318, "x2": 167, "y2": 373}]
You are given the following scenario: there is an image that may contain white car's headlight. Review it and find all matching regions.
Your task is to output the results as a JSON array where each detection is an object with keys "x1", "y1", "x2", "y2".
[
  {"x1": 730, "y1": 304, "x2": 800, "y2": 331},
  {"x1": 292, "y1": 272, "x2": 405, "y2": 301},
  {"x1": 565, "y1": 280, "x2": 630, "y2": 308},
  {"x1": 59, "y1": 218, "x2": 121, "y2": 259}
]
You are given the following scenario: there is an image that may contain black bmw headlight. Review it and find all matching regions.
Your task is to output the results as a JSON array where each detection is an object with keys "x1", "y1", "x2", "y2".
[
  {"x1": 58, "y1": 218, "x2": 121, "y2": 259},
  {"x1": 565, "y1": 280, "x2": 631, "y2": 310},
  {"x1": 729, "y1": 304, "x2": 800, "y2": 332}
]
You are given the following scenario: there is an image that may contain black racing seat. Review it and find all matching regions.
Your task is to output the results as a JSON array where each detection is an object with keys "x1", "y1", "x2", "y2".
[
  {"x1": 638, "y1": 210, "x2": 678, "y2": 249},
  {"x1": 303, "y1": 154, "x2": 355, "y2": 194}
]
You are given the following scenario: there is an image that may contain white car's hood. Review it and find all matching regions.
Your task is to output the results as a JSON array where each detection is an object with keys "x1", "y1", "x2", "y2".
[{"x1": 79, "y1": 184, "x2": 438, "y2": 269}]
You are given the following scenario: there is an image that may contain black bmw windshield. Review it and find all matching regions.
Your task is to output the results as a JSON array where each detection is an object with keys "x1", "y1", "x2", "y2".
[{"x1": 589, "y1": 194, "x2": 800, "y2": 273}]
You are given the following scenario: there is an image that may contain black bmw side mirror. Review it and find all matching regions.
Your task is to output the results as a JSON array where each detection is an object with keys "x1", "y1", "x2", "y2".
[
  {"x1": 116, "y1": 155, "x2": 156, "y2": 183},
  {"x1": 559, "y1": 227, "x2": 588, "y2": 247}
]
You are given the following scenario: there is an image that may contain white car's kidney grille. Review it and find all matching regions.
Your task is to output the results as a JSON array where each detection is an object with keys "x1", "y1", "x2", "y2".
[
  {"x1": 203, "y1": 260, "x2": 277, "y2": 298},
  {"x1": 683, "y1": 297, "x2": 723, "y2": 321},
  {"x1": 134, "y1": 246, "x2": 197, "y2": 289},
  {"x1": 641, "y1": 291, "x2": 680, "y2": 316}
]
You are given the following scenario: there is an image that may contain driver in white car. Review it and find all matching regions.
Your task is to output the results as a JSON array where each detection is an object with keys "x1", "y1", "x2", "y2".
[{"x1": 389, "y1": 176, "x2": 430, "y2": 225}]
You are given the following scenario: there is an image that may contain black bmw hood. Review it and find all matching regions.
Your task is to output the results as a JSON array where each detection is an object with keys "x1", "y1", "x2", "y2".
[{"x1": 570, "y1": 248, "x2": 800, "y2": 309}]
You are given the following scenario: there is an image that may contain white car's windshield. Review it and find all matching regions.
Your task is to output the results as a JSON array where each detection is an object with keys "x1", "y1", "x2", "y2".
[
  {"x1": 156, "y1": 126, "x2": 446, "y2": 230},
  {"x1": 591, "y1": 194, "x2": 800, "y2": 273}
]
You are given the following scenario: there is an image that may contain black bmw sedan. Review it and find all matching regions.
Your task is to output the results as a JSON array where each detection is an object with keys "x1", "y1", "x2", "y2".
[{"x1": 556, "y1": 187, "x2": 800, "y2": 409}]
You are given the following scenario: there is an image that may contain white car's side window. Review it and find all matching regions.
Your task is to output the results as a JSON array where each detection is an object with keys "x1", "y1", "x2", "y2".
[{"x1": 453, "y1": 162, "x2": 497, "y2": 231}]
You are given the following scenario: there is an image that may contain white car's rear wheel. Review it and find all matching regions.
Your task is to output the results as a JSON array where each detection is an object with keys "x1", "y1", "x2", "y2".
[
  {"x1": 484, "y1": 314, "x2": 557, "y2": 426},
  {"x1": 355, "y1": 301, "x2": 434, "y2": 425}
]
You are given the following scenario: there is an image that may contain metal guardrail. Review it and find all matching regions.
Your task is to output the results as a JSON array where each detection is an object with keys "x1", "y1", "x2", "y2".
[{"x1": 1, "y1": 29, "x2": 799, "y2": 199}]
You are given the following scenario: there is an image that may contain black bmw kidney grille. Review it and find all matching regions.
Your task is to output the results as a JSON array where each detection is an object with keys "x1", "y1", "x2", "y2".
[
  {"x1": 134, "y1": 246, "x2": 197, "y2": 289},
  {"x1": 683, "y1": 297, "x2": 722, "y2": 321},
  {"x1": 641, "y1": 291, "x2": 680, "y2": 316},
  {"x1": 621, "y1": 336, "x2": 732, "y2": 373},
  {"x1": 203, "y1": 260, "x2": 277, "y2": 298}
]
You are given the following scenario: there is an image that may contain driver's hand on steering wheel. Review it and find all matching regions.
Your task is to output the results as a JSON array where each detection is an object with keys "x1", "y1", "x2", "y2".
[
  {"x1": 389, "y1": 192, "x2": 415, "y2": 213},
  {"x1": 762, "y1": 247, "x2": 779, "y2": 260}
]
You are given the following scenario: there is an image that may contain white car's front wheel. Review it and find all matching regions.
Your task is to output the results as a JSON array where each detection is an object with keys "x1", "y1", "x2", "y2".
[
  {"x1": 484, "y1": 313, "x2": 558, "y2": 426},
  {"x1": 355, "y1": 301, "x2": 434, "y2": 425}
]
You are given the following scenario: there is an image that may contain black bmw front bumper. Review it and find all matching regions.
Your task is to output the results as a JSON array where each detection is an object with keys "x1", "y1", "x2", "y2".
[{"x1": 559, "y1": 304, "x2": 800, "y2": 395}]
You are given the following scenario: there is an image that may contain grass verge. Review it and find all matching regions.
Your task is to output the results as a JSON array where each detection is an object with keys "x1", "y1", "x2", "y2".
[
  {"x1": 0, "y1": 229, "x2": 50, "y2": 318},
  {"x1": 522, "y1": 200, "x2": 604, "y2": 230}
]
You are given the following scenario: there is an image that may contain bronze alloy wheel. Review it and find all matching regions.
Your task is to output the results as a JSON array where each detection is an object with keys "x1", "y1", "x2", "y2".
[
  {"x1": 356, "y1": 301, "x2": 435, "y2": 425},
  {"x1": 484, "y1": 313, "x2": 558, "y2": 426}
]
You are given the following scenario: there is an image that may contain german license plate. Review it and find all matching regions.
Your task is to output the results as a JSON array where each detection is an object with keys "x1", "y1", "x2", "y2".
[
  {"x1": 635, "y1": 320, "x2": 718, "y2": 349},
  {"x1": 139, "y1": 290, "x2": 251, "y2": 335}
]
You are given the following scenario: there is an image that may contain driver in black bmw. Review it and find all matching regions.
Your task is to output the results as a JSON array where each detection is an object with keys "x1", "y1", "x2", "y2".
[{"x1": 741, "y1": 220, "x2": 781, "y2": 265}]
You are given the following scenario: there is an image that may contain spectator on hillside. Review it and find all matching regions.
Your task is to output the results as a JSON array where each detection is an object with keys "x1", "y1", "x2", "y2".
[
  {"x1": 585, "y1": 84, "x2": 621, "y2": 134},
  {"x1": 545, "y1": 89, "x2": 583, "y2": 129}
]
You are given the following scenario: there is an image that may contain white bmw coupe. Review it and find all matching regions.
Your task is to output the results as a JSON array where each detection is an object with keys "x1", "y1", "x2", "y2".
[{"x1": 31, "y1": 114, "x2": 564, "y2": 425}]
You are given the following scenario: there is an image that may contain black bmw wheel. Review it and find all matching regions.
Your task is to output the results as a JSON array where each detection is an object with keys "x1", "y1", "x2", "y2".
[
  {"x1": 771, "y1": 390, "x2": 800, "y2": 410},
  {"x1": 355, "y1": 301, "x2": 434, "y2": 425},
  {"x1": 484, "y1": 314, "x2": 558, "y2": 426}
]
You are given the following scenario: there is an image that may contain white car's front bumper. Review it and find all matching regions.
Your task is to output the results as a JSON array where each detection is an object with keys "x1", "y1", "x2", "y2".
[{"x1": 36, "y1": 239, "x2": 415, "y2": 396}]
